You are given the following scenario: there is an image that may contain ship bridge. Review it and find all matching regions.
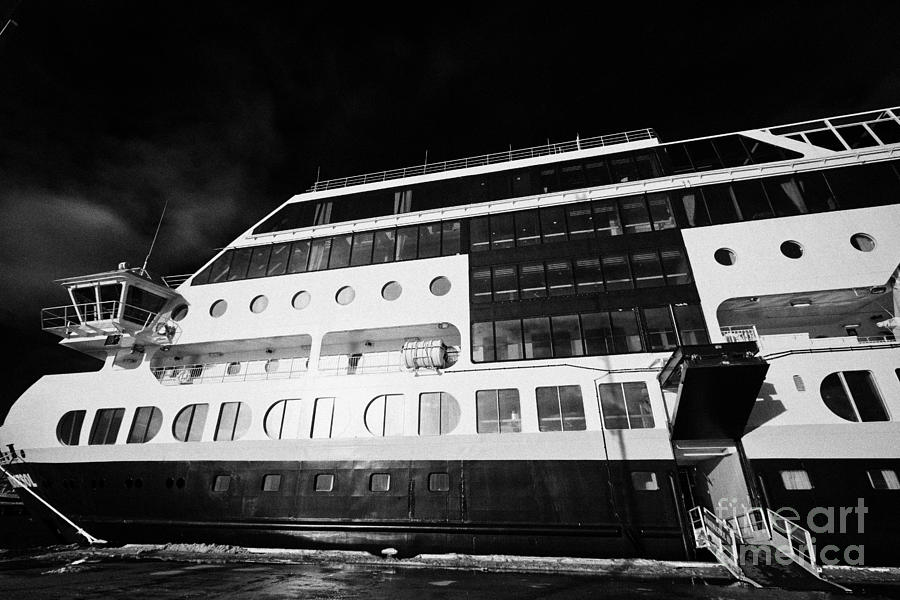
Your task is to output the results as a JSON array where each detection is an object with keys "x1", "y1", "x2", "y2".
[{"x1": 41, "y1": 266, "x2": 184, "y2": 356}]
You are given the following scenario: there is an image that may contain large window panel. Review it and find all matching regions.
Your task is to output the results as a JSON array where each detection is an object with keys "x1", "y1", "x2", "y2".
[
  {"x1": 674, "y1": 189, "x2": 710, "y2": 227},
  {"x1": 127, "y1": 406, "x2": 163, "y2": 444},
  {"x1": 623, "y1": 382, "x2": 655, "y2": 428},
  {"x1": 494, "y1": 319, "x2": 524, "y2": 360},
  {"x1": 602, "y1": 254, "x2": 633, "y2": 291},
  {"x1": 57, "y1": 410, "x2": 86, "y2": 446},
  {"x1": 288, "y1": 240, "x2": 311, "y2": 273},
  {"x1": 674, "y1": 304, "x2": 709, "y2": 344},
  {"x1": 585, "y1": 159, "x2": 612, "y2": 186},
  {"x1": 366, "y1": 394, "x2": 405, "y2": 436},
  {"x1": 476, "y1": 389, "x2": 521, "y2": 433},
  {"x1": 395, "y1": 226, "x2": 419, "y2": 261},
  {"x1": 609, "y1": 310, "x2": 642, "y2": 353},
  {"x1": 582, "y1": 312, "x2": 613, "y2": 355},
  {"x1": 441, "y1": 221, "x2": 461, "y2": 255},
  {"x1": 661, "y1": 249, "x2": 691, "y2": 285},
  {"x1": 684, "y1": 140, "x2": 723, "y2": 171},
  {"x1": 419, "y1": 392, "x2": 460, "y2": 435},
  {"x1": 490, "y1": 213, "x2": 515, "y2": 249},
  {"x1": 418, "y1": 223, "x2": 442, "y2": 258},
  {"x1": 642, "y1": 307, "x2": 677, "y2": 351},
  {"x1": 764, "y1": 177, "x2": 808, "y2": 217},
  {"x1": 631, "y1": 251, "x2": 664, "y2": 288},
  {"x1": 713, "y1": 136, "x2": 752, "y2": 167},
  {"x1": 566, "y1": 203, "x2": 594, "y2": 239},
  {"x1": 574, "y1": 258, "x2": 604, "y2": 294},
  {"x1": 328, "y1": 234, "x2": 352, "y2": 269},
  {"x1": 546, "y1": 260, "x2": 575, "y2": 296},
  {"x1": 492, "y1": 266, "x2": 518, "y2": 302},
  {"x1": 350, "y1": 231, "x2": 375, "y2": 266},
  {"x1": 540, "y1": 207, "x2": 567, "y2": 243},
  {"x1": 593, "y1": 199, "x2": 622, "y2": 236},
  {"x1": 519, "y1": 262, "x2": 547, "y2": 299},
  {"x1": 551, "y1": 315, "x2": 584, "y2": 358},
  {"x1": 471, "y1": 268, "x2": 493, "y2": 304},
  {"x1": 311, "y1": 397, "x2": 335, "y2": 439},
  {"x1": 599, "y1": 383, "x2": 629, "y2": 429},
  {"x1": 536, "y1": 385, "x2": 585, "y2": 431},
  {"x1": 820, "y1": 371, "x2": 888, "y2": 422},
  {"x1": 703, "y1": 184, "x2": 741, "y2": 225},
  {"x1": 795, "y1": 172, "x2": 837, "y2": 213},
  {"x1": 247, "y1": 245, "x2": 272, "y2": 279},
  {"x1": 172, "y1": 403, "x2": 208, "y2": 442},
  {"x1": 732, "y1": 180, "x2": 774, "y2": 220},
  {"x1": 514, "y1": 211, "x2": 541, "y2": 246},
  {"x1": 646, "y1": 192, "x2": 675, "y2": 230},
  {"x1": 826, "y1": 163, "x2": 900, "y2": 209},
  {"x1": 634, "y1": 152, "x2": 663, "y2": 179},
  {"x1": 539, "y1": 167, "x2": 559, "y2": 193},
  {"x1": 523, "y1": 317, "x2": 552, "y2": 359},
  {"x1": 227, "y1": 247, "x2": 252, "y2": 281},
  {"x1": 619, "y1": 196, "x2": 652, "y2": 234},
  {"x1": 599, "y1": 382, "x2": 654, "y2": 429},
  {"x1": 470, "y1": 217, "x2": 490, "y2": 252},
  {"x1": 89, "y1": 408, "x2": 125, "y2": 445},
  {"x1": 215, "y1": 401, "x2": 251, "y2": 441},
  {"x1": 308, "y1": 238, "x2": 332, "y2": 271},
  {"x1": 266, "y1": 243, "x2": 290, "y2": 276},
  {"x1": 472, "y1": 322, "x2": 495, "y2": 362},
  {"x1": 610, "y1": 154, "x2": 638, "y2": 182},
  {"x1": 372, "y1": 229, "x2": 396, "y2": 263},
  {"x1": 560, "y1": 163, "x2": 586, "y2": 189},
  {"x1": 659, "y1": 144, "x2": 693, "y2": 174}
]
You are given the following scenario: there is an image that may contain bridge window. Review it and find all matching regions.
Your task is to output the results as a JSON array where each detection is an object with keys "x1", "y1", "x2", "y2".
[
  {"x1": 214, "y1": 402, "x2": 251, "y2": 441},
  {"x1": 867, "y1": 470, "x2": 899, "y2": 490},
  {"x1": 173, "y1": 403, "x2": 209, "y2": 442},
  {"x1": 780, "y1": 470, "x2": 813, "y2": 490},
  {"x1": 598, "y1": 382, "x2": 654, "y2": 429},
  {"x1": 536, "y1": 385, "x2": 586, "y2": 432},
  {"x1": 56, "y1": 410, "x2": 86, "y2": 446},
  {"x1": 127, "y1": 406, "x2": 163, "y2": 443},
  {"x1": 476, "y1": 389, "x2": 521, "y2": 433},
  {"x1": 419, "y1": 392, "x2": 460, "y2": 435},
  {"x1": 88, "y1": 408, "x2": 125, "y2": 445},
  {"x1": 820, "y1": 371, "x2": 888, "y2": 422}
]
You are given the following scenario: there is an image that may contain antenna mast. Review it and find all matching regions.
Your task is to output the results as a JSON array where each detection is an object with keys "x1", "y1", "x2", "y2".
[{"x1": 141, "y1": 199, "x2": 169, "y2": 275}]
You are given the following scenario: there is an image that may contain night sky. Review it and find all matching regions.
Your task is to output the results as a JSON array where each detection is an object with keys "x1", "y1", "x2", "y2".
[{"x1": 1, "y1": 1, "x2": 899, "y2": 422}]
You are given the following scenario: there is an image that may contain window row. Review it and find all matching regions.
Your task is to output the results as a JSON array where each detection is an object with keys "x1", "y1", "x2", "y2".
[
  {"x1": 193, "y1": 221, "x2": 461, "y2": 286},
  {"x1": 210, "y1": 471, "x2": 452, "y2": 494},
  {"x1": 472, "y1": 305, "x2": 709, "y2": 362},
  {"x1": 469, "y1": 194, "x2": 676, "y2": 251},
  {"x1": 471, "y1": 248, "x2": 691, "y2": 303},
  {"x1": 254, "y1": 135, "x2": 800, "y2": 234},
  {"x1": 780, "y1": 468, "x2": 900, "y2": 491}
]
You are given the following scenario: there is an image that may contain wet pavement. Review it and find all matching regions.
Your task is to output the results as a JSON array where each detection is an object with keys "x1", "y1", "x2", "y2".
[{"x1": 1, "y1": 549, "x2": 899, "y2": 600}]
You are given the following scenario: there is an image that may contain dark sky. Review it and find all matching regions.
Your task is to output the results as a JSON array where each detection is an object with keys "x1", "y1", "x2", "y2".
[{"x1": 1, "y1": 1, "x2": 899, "y2": 422}]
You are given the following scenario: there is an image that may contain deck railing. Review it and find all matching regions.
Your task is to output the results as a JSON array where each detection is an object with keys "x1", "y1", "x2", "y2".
[
  {"x1": 41, "y1": 301, "x2": 160, "y2": 332},
  {"x1": 720, "y1": 325, "x2": 759, "y2": 343},
  {"x1": 151, "y1": 357, "x2": 309, "y2": 385},
  {"x1": 307, "y1": 129, "x2": 657, "y2": 192},
  {"x1": 162, "y1": 274, "x2": 192, "y2": 288},
  {"x1": 317, "y1": 351, "x2": 404, "y2": 375}
]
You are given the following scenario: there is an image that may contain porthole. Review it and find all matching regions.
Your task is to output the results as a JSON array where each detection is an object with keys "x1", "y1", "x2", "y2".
[
  {"x1": 780, "y1": 240, "x2": 804, "y2": 259},
  {"x1": 430, "y1": 276, "x2": 452, "y2": 296},
  {"x1": 209, "y1": 299, "x2": 228, "y2": 318},
  {"x1": 381, "y1": 281, "x2": 402, "y2": 301},
  {"x1": 292, "y1": 291, "x2": 311, "y2": 310},
  {"x1": 171, "y1": 304, "x2": 189, "y2": 322},
  {"x1": 336, "y1": 286, "x2": 355, "y2": 305},
  {"x1": 250, "y1": 295, "x2": 269, "y2": 313},
  {"x1": 850, "y1": 233, "x2": 876, "y2": 252},
  {"x1": 713, "y1": 248, "x2": 736, "y2": 266}
]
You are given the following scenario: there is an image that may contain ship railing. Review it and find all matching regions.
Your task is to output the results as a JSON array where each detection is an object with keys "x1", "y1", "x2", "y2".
[
  {"x1": 726, "y1": 507, "x2": 770, "y2": 544},
  {"x1": 41, "y1": 301, "x2": 161, "y2": 332},
  {"x1": 317, "y1": 351, "x2": 404, "y2": 375},
  {"x1": 856, "y1": 334, "x2": 896, "y2": 345},
  {"x1": 689, "y1": 506, "x2": 741, "y2": 575},
  {"x1": 307, "y1": 129, "x2": 657, "y2": 192},
  {"x1": 162, "y1": 274, "x2": 192, "y2": 288},
  {"x1": 767, "y1": 508, "x2": 819, "y2": 573},
  {"x1": 720, "y1": 325, "x2": 759, "y2": 343},
  {"x1": 151, "y1": 356, "x2": 309, "y2": 385}
]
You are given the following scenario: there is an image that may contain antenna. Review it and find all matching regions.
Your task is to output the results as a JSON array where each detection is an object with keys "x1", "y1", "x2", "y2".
[{"x1": 141, "y1": 199, "x2": 169, "y2": 275}]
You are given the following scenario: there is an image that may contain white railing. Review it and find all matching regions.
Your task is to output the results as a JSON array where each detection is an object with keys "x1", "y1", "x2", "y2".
[
  {"x1": 307, "y1": 129, "x2": 657, "y2": 192},
  {"x1": 41, "y1": 301, "x2": 160, "y2": 332},
  {"x1": 720, "y1": 325, "x2": 759, "y2": 343},
  {"x1": 151, "y1": 357, "x2": 309, "y2": 385},
  {"x1": 317, "y1": 351, "x2": 404, "y2": 375},
  {"x1": 767, "y1": 508, "x2": 818, "y2": 573},
  {"x1": 857, "y1": 335, "x2": 897, "y2": 344},
  {"x1": 162, "y1": 274, "x2": 192, "y2": 288},
  {"x1": 690, "y1": 506, "x2": 740, "y2": 569},
  {"x1": 727, "y1": 507, "x2": 770, "y2": 543}
]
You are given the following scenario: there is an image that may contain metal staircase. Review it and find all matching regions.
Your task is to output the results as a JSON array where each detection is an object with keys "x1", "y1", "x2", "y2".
[{"x1": 690, "y1": 506, "x2": 850, "y2": 591}]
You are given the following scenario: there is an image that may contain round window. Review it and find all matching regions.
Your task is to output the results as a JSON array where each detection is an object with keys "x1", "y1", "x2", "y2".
[
  {"x1": 850, "y1": 233, "x2": 876, "y2": 252},
  {"x1": 250, "y1": 295, "x2": 269, "y2": 313},
  {"x1": 780, "y1": 240, "x2": 804, "y2": 259},
  {"x1": 713, "y1": 248, "x2": 736, "y2": 266},
  {"x1": 336, "y1": 286, "x2": 355, "y2": 305},
  {"x1": 171, "y1": 304, "x2": 189, "y2": 322},
  {"x1": 430, "y1": 276, "x2": 452, "y2": 296},
  {"x1": 292, "y1": 291, "x2": 311, "y2": 310},
  {"x1": 381, "y1": 281, "x2": 402, "y2": 301},
  {"x1": 209, "y1": 299, "x2": 228, "y2": 318}
]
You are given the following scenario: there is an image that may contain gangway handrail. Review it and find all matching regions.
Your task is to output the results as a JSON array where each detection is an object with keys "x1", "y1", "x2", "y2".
[
  {"x1": 767, "y1": 508, "x2": 819, "y2": 572},
  {"x1": 689, "y1": 506, "x2": 740, "y2": 569}
]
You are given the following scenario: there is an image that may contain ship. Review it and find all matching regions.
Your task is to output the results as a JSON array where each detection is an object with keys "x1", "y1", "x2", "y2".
[{"x1": 1, "y1": 106, "x2": 898, "y2": 584}]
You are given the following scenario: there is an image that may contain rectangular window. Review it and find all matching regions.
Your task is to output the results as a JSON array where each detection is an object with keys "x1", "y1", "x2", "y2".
[
  {"x1": 703, "y1": 184, "x2": 741, "y2": 224},
  {"x1": 441, "y1": 221, "x2": 461, "y2": 255},
  {"x1": 523, "y1": 317, "x2": 552, "y2": 359},
  {"x1": 560, "y1": 163, "x2": 586, "y2": 189},
  {"x1": 550, "y1": 315, "x2": 584, "y2": 358},
  {"x1": 89, "y1": 408, "x2": 125, "y2": 445},
  {"x1": 733, "y1": 180, "x2": 774, "y2": 220},
  {"x1": 328, "y1": 234, "x2": 352, "y2": 269},
  {"x1": 127, "y1": 406, "x2": 162, "y2": 444},
  {"x1": 764, "y1": 176, "x2": 809, "y2": 217},
  {"x1": 372, "y1": 229, "x2": 396, "y2": 263},
  {"x1": 593, "y1": 199, "x2": 622, "y2": 236},
  {"x1": 602, "y1": 254, "x2": 633, "y2": 291},
  {"x1": 419, "y1": 392, "x2": 458, "y2": 436},
  {"x1": 476, "y1": 389, "x2": 521, "y2": 433},
  {"x1": 684, "y1": 140, "x2": 722, "y2": 171},
  {"x1": 518, "y1": 262, "x2": 547, "y2": 299},
  {"x1": 470, "y1": 217, "x2": 490, "y2": 252},
  {"x1": 307, "y1": 238, "x2": 332, "y2": 271},
  {"x1": 262, "y1": 474, "x2": 282, "y2": 492},
  {"x1": 514, "y1": 211, "x2": 541, "y2": 246},
  {"x1": 540, "y1": 207, "x2": 567, "y2": 243},
  {"x1": 266, "y1": 243, "x2": 290, "y2": 276},
  {"x1": 566, "y1": 203, "x2": 594, "y2": 239},
  {"x1": 867, "y1": 469, "x2": 900, "y2": 490},
  {"x1": 247, "y1": 245, "x2": 272, "y2": 279},
  {"x1": 370, "y1": 473, "x2": 391, "y2": 492},
  {"x1": 311, "y1": 397, "x2": 335, "y2": 439},
  {"x1": 350, "y1": 231, "x2": 375, "y2": 266},
  {"x1": 494, "y1": 319, "x2": 523, "y2": 361},
  {"x1": 675, "y1": 189, "x2": 710, "y2": 227},
  {"x1": 674, "y1": 304, "x2": 709, "y2": 345},
  {"x1": 581, "y1": 312, "x2": 613, "y2": 355},
  {"x1": 609, "y1": 310, "x2": 642, "y2": 353},
  {"x1": 207, "y1": 251, "x2": 234, "y2": 284},
  {"x1": 546, "y1": 260, "x2": 574, "y2": 296},
  {"x1": 712, "y1": 136, "x2": 751, "y2": 168},
  {"x1": 619, "y1": 196, "x2": 652, "y2": 234},
  {"x1": 215, "y1": 402, "x2": 250, "y2": 441},
  {"x1": 58, "y1": 410, "x2": 86, "y2": 446},
  {"x1": 631, "y1": 471, "x2": 659, "y2": 491},
  {"x1": 227, "y1": 247, "x2": 252, "y2": 281},
  {"x1": 574, "y1": 258, "x2": 604, "y2": 294},
  {"x1": 315, "y1": 473, "x2": 335, "y2": 492},
  {"x1": 490, "y1": 213, "x2": 515, "y2": 249},
  {"x1": 646, "y1": 192, "x2": 675, "y2": 230},
  {"x1": 598, "y1": 382, "x2": 655, "y2": 429},
  {"x1": 642, "y1": 307, "x2": 677, "y2": 351},
  {"x1": 288, "y1": 240, "x2": 311, "y2": 273},
  {"x1": 428, "y1": 472, "x2": 450, "y2": 492},
  {"x1": 660, "y1": 143, "x2": 693, "y2": 174},
  {"x1": 213, "y1": 474, "x2": 231, "y2": 492},
  {"x1": 395, "y1": 226, "x2": 418, "y2": 260},
  {"x1": 585, "y1": 159, "x2": 611, "y2": 186},
  {"x1": 634, "y1": 152, "x2": 663, "y2": 179},
  {"x1": 536, "y1": 385, "x2": 586, "y2": 432},
  {"x1": 174, "y1": 403, "x2": 208, "y2": 442},
  {"x1": 661, "y1": 249, "x2": 691, "y2": 285},
  {"x1": 631, "y1": 251, "x2": 664, "y2": 288},
  {"x1": 610, "y1": 154, "x2": 638, "y2": 182},
  {"x1": 471, "y1": 322, "x2": 495, "y2": 362},
  {"x1": 418, "y1": 223, "x2": 442, "y2": 258},
  {"x1": 471, "y1": 268, "x2": 493, "y2": 304},
  {"x1": 780, "y1": 470, "x2": 813, "y2": 490},
  {"x1": 492, "y1": 266, "x2": 519, "y2": 302}
]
